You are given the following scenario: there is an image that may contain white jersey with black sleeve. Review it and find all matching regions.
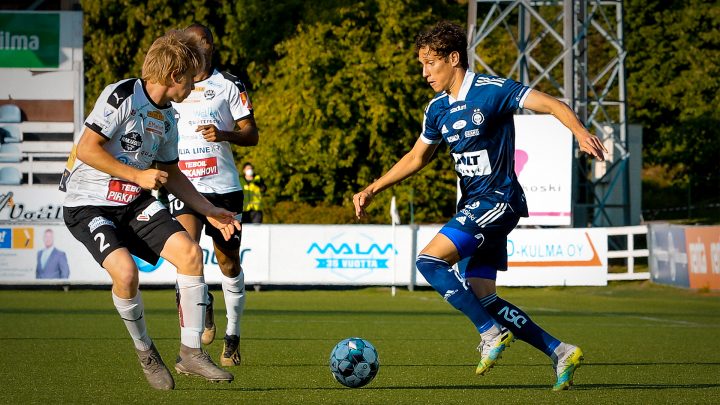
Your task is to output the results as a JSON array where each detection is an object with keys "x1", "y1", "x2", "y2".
[
  {"x1": 171, "y1": 69, "x2": 253, "y2": 194},
  {"x1": 61, "y1": 78, "x2": 179, "y2": 207}
]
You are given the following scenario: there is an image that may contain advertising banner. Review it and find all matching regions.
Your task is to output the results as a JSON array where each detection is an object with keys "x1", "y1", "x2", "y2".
[
  {"x1": 415, "y1": 226, "x2": 607, "y2": 286},
  {"x1": 514, "y1": 115, "x2": 573, "y2": 226},
  {"x1": 266, "y1": 225, "x2": 414, "y2": 285},
  {"x1": 0, "y1": 12, "x2": 60, "y2": 68},
  {"x1": 0, "y1": 223, "x2": 271, "y2": 285},
  {"x1": 648, "y1": 224, "x2": 689, "y2": 288},
  {"x1": 2, "y1": 222, "x2": 606, "y2": 287},
  {"x1": 685, "y1": 226, "x2": 720, "y2": 291},
  {"x1": 0, "y1": 224, "x2": 106, "y2": 283},
  {"x1": 0, "y1": 187, "x2": 65, "y2": 223},
  {"x1": 129, "y1": 224, "x2": 271, "y2": 285}
]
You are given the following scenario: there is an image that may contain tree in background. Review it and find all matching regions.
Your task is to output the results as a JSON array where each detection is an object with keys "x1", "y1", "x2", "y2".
[
  {"x1": 240, "y1": 0, "x2": 465, "y2": 224},
  {"x1": 625, "y1": 0, "x2": 720, "y2": 219},
  {"x1": 81, "y1": 0, "x2": 718, "y2": 224}
]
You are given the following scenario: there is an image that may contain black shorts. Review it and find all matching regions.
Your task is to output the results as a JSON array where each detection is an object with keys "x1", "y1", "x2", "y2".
[
  {"x1": 64, "y1": 192, "x2": 186, "y2": 266},
  {"x1": 166, "y1": 190, "x2": 243, "y2": 250}
]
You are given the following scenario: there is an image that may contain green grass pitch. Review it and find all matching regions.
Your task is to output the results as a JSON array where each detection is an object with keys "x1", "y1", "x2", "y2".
[{"x1": 1, "y1": 282, "x2": 719, "y2": 404}]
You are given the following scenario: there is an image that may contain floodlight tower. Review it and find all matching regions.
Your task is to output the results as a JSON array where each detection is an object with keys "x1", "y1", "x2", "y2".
[{"x1": 467, "y1": 0, "x2": 638, "y2": 227}]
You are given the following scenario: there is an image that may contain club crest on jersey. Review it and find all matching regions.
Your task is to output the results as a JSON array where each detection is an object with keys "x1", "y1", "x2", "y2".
[
  {"x1": 120, "y1": 132, "x2": 142, "y2": 151},
  {"x1": 204, "y1": 89, "x2": 215, "y2": 100},
  {"x1": 472, "y1": 109, "x2": 485, "y2": 125}
]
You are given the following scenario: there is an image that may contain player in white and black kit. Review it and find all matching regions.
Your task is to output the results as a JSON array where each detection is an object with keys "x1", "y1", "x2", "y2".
[
  {"x1": 165, "y1": 24, "x2": 258, "y2": 367},
  {"x1": 61, "y1": 31, "x2": 240, "y2": 390}
]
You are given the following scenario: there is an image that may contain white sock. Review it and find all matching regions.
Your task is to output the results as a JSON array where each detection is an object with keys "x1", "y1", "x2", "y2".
[
  {"x1": 112, "y1": 290, "x2": 152, "y2": 351},
  {"x1": 552, "y1": 342, "x2": 571, "y2": 364},
  {"x1": 222, "y1": 271, "x2": 246, "y2": 337},
  {"x1": 176, "y1": 273, "x2": 207, "y2": 349},
  {"x1": 480, "y1": 322, "x2": 502, "y2": 341}
]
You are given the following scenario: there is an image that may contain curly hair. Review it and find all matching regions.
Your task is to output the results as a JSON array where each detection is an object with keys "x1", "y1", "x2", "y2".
[
  {"x1": 415, "y1": 21, "x2": 468, "y2": 70},
  {"x1": 142, "y1": 30, "x2": 204, "y2": 86}
]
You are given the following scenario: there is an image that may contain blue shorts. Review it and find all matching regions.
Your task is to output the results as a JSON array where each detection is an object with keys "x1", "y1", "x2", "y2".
[{"x1": 438, "y1": 199, "x2": 520, "y2": 280}]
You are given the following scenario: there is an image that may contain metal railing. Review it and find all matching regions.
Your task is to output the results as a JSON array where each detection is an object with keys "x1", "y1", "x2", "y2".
[{"x1": 605, "y1": 225, "x2": 649, "y2": 280}]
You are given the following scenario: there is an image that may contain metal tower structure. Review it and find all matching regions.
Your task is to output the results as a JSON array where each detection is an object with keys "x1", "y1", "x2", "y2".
[{"x1": 467, "y1": 0, "x2": 635, "y2": 227}]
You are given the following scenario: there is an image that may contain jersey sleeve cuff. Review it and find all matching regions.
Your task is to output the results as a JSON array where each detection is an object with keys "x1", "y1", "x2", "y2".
[
  {"x1": 155, "y1": 158, "x2": 179, "y2": 165},
  {"x1": 420, "y1": 134, "x2": 441, "y2": 145},
  {"x1": 518, "y1": 87, "x2": 531, "y2": 108},
  {"x1": 85, "y1": 122, "x2": 110, "y2": 139}
]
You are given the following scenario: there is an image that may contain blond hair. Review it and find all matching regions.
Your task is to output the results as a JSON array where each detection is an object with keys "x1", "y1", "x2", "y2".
[{"x1": 142, "y1": 30, "x2": 203, "y2": 85}]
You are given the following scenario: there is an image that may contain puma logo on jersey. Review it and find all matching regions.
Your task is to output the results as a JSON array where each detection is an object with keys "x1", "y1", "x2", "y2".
[{"x1": 112, "y1": 92, "x2": 124, "y2": 104}]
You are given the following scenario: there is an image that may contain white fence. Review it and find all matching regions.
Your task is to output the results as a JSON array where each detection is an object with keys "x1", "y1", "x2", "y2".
[{"x1": 606, "y1": 225, "x2": 650, "y2": 281}]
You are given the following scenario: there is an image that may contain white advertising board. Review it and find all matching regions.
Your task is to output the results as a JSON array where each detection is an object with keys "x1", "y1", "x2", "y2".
[
  {"x1": 514, "y1": 115, "x2": 573, "y2": 226},
  {"x1": 0, "y1": 186, "x2": 65, "y2": 222},
  {"x1": 265, "y1": 225, "x2": 414, "y2": 285},
  {"x1": 415, "y1": 226, "x2": 607, "y2": 286}
]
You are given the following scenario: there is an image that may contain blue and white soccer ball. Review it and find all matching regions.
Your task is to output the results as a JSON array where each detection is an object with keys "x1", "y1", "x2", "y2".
[{"x1": 329, "y1": 337, "x2": 379, "y2": 388}]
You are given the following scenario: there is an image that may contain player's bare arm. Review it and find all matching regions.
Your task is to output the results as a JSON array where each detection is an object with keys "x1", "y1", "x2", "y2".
[
  {"x1": 76, "y1": 127, "x2": 168, "y2": 190},
  {"x1": 196, "y1": 115, "x2": 258, "y2": 145},
  {"x1": 353, "y1": 139, "x2": 438, "y2": 219},
  {"x1": 158, "y1": 162, "x2": 241, "y2": 240},
  {"x1": 523, "y1": 89, "x2": 607, "y2": 161}
]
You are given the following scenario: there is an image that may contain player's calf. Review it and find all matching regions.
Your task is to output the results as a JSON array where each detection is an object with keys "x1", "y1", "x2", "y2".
[{"x1": 202, "y1": 292, "x2": 216, "y2": 345}]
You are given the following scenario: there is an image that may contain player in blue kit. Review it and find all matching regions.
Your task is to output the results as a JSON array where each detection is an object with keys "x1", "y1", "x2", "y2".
[{"x1": 352, "y1": 21, "x2": 606, "y2": 391}]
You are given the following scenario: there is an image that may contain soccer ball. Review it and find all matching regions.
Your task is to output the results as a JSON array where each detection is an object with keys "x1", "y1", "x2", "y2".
[{"x1": 329, "y1": 337, "x2": 379, "y2": 388}]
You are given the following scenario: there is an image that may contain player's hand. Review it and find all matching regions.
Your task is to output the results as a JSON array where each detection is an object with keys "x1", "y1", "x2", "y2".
[
  {"x1": 196, "y1": 125, "x2": 225, "y2": 142},
  {"x1": 576, "y1": 131, "x2": 608, "y2": 161},
  {"x1": 352, "y1": 189, "x2": 374, "y2": 219},
  {"x1": 206, "y1": 207, "x2": 242, "y2": 241},
  {"x1": 134, "y1": 169, "x2": 168, "y2": 190}
]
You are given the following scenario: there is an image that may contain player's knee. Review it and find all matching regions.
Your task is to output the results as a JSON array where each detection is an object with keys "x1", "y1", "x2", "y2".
[
  {"x1": 113, "y1": 270, "x2": 139, "y2": 294},
  {"x1": 178, "y1": 243, "x2": 204, "y2": 275},
  {"x1": 416, "y1": 254, "x2": 448, "y2": 278}
]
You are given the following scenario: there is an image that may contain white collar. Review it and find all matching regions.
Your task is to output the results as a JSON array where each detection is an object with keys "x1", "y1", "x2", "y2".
[{"x1": 447, "y1": 71, "x2": 475, "y2": 104}]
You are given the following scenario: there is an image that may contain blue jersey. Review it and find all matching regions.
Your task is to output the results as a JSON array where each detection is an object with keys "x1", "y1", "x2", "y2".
[{"x1": 420, "y1": 71, "x2": 530, "y2": 217}]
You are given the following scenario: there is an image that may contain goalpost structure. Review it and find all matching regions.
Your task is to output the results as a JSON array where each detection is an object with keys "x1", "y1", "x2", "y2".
[{"x1": 467, "y1": 0, "x2": 640, "y2": 227}]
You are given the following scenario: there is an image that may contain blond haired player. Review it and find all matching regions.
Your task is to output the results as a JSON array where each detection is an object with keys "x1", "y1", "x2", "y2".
[{"x1": 61, "y1": 30, "x2": 239, "y2": 390}]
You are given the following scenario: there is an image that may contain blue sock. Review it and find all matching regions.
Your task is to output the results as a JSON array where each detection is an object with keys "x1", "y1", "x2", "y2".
[
  {"x1": 416, "y1": 254, "x2": 495, "y2": 333},
  {"x1": 479, "y1": 293, "x2": 560, "y2": 357}
]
